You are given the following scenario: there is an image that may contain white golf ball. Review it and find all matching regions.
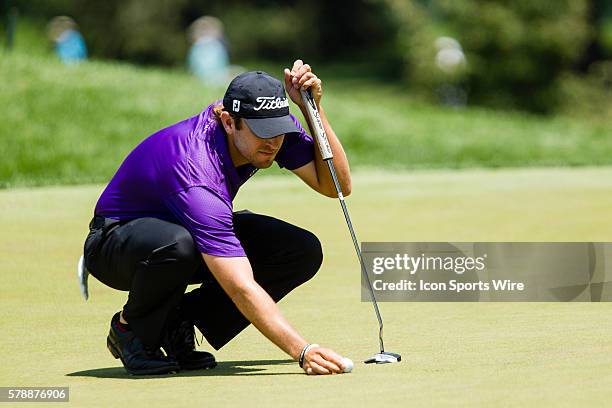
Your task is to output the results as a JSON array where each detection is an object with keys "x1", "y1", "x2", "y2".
[{"x1": 341, "y1": 357, "x2": 353, "y2": 373}]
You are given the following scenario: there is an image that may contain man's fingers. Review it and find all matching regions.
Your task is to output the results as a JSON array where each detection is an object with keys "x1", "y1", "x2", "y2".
[
  {"x1": 291, "y1": 61, "x2": 312, "y2": 84},
  {"x1": 295, "y1": 64, "x2": 312, "y2": 81},
  {"x1": 297, "y1": 72, "x2": 316, "y2": 87},
  {"x1": 307, "y1": 348, "x2": 343, "y2": 373},
  {"x1": 307, "y1": 360, "x2": 330, "y2": 375},
  {"x1": 298, "y1": 63, "x2": 311, "y2": 76},
  {"x1": 301, "y1": 77, "x2": 320, "y2": 91},
  {"x1": 318, "y1": 348, "x2": 345, "y2": 369},
  {"x1": 283, "y1": 68, "x2": 293, "y2": 87},
  {"x1": 291, "y1": 59, "x2": 303, "y2": 76},
  {"x1": 298, "y1": 73, "x2": 322, "y2": 94},
  {"x1": 287, "y1": 59, "x2": 322, "y2": 103},
  {"x1": 303, "y1": 347, "x2": 346, "y2": 375},
  {"x1": 312, "y1": 354, "x2": 342, "y2": 373},
  {"x1": 304, "y1": 360, "x2": 329, "y2": 375}
]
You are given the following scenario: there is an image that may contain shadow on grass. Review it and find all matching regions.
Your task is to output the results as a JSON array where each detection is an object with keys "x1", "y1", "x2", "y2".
[{"x1": 66, "y1": 359, "x2": 300, "y2": 379}]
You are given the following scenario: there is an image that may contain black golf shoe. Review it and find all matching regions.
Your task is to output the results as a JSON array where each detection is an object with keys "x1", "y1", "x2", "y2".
[
  {"x1": 107, "y1": 312, "x2": 180, "y2": 375},
  {"x1": 162, "y1": 317, "x2": 217, "y2": 370}
]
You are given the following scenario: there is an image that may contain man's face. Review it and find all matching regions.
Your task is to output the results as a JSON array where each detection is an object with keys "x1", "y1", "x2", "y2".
[{"x1": 232, "y1": 121, "x2": 285, "y2": 168}]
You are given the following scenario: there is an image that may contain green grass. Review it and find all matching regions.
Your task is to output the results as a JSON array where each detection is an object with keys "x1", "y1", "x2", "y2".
[
  {"x1": 2, "y1": 22, "x2": 612, "y2": 188},
  {"x1": 1, "y1": 168, "x2": 612, "y2": 407}
]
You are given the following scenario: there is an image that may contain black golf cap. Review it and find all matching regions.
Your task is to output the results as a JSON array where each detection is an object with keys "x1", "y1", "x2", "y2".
[{"x1": 222, "y1": 71, "x2": 300, "y2": 139}]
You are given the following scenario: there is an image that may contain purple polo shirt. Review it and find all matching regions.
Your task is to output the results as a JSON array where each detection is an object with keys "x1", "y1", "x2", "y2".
[{"x1": 94, "y1": 102, "x2": 314, "y2": 257}]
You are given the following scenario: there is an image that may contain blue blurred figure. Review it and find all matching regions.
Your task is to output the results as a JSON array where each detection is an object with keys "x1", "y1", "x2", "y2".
[
  {"x1": 47, "y1": 16, "x2": 88, "y2": 64},
  {"x1": 187, "y1": 16, "x2": 229, "y2": 86}
]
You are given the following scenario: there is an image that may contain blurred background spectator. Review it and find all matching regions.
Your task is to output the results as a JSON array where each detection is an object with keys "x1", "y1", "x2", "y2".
[
  {"x1": 187, "y1": 16, "x2": 229, "y2": 86},
  {"x1": 3, "y1": 0, "x2": 18, "y2": 50},
  {"x1": 46, "y1": 16, "x2": 87, "y2": 64},
  {"x1": 434, "y1": 36, "x2": 468, "y2": 107}
]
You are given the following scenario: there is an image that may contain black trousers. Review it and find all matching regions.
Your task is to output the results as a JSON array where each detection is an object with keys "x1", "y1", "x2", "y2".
[{"x1": 83, "y1": 211, "x2": 323, "y2": 350}]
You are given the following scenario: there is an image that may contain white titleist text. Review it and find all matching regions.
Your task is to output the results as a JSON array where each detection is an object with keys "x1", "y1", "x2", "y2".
[{"x1": 253, "y1": 97, "x2": 289, "y2": 111}]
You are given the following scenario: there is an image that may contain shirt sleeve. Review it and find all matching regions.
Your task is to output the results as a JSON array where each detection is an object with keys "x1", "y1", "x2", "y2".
[
  {"x1": 164, "y1": 186, "x2": 246, "y2": 257},
  {"x1": 275, "y1": 114, "x2": 315, "y2": 170}
]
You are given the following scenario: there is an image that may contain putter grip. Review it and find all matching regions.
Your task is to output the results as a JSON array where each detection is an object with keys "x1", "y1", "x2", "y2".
[{"x1": 300, "y1": 89, "x2": 333, "y2": 160}]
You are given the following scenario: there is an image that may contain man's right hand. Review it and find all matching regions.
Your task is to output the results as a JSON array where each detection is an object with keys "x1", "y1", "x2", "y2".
[{"x1": 302, "y1": 345, "x2": 346, "y2": 375}]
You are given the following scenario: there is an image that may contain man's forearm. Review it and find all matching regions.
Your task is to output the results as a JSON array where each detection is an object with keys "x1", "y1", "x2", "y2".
[
  {"x1": 299, "y1": 103, "x2": 352, "y2": 197},
  {"x1": 202, "y1": 254, "x2": 308, "y2": 360},
  {"x1": 231, "y1": 281, "x2": 307, "y2": 360}
]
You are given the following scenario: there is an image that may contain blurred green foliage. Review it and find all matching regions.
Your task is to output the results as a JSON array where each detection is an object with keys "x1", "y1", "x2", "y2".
[
  {"x1": 4, "y1": 0, "x2": 612, "y2": 113},
  {"x1": 382, "y1": 0, "x2": 606, "y2": 112},
  {"x1": 11, "y1": 0, "x2": 399, "y2": 67},
  {"x1": 441, "y1": 0, "x2": 592, "y2": 112},
  {"x1": 2, "y1": 38, "x2": 612, "y2": 188}
]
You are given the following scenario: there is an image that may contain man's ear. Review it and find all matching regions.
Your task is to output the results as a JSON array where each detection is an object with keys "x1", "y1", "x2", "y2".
[{"x1": 219, "y1": 111, "x2": 234, "y2": 134}]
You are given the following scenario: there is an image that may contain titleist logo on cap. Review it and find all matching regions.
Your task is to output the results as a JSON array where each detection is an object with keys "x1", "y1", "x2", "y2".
[
  {"x1": 253, "y1": 97, "x2": 289, "y2": 111},
  {"x1": 222, "y1": 71, "x2": 301, "y2": 138}
]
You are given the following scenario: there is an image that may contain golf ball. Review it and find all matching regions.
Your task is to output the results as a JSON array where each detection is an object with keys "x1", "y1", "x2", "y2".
[{"x1": 341, "y1": 357, "x2": 353, "y2": 373}]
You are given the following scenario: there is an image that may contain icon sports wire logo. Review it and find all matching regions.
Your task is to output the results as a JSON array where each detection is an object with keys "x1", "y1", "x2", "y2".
[
  {"x1": 371, "y1": 253, "x2": 487, "y2": 275},
  {"x1": 362, "y1": 242, "x2": 612, "y2": 302}
]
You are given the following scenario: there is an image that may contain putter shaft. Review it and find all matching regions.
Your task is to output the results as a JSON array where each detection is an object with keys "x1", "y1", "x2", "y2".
[
  {"x1": 325, "y1": 159, "x2": 385, "y2": 353},
  {"x1": 300, "y1": 88, "x2": 388, "y2": 355}
]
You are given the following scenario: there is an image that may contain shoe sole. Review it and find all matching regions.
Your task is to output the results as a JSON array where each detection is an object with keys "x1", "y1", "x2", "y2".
[
  {"x1": 179, "y1": 360, "x2": 217, "y2": 370},
  {"x1": 107, "y1": 338, "x2": 180, "y2": 376}
]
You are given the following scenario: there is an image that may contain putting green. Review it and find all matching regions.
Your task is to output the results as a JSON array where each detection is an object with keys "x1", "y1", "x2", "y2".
[{"x1": 1, "y1": 167, "x2": 611, "y2": 407}]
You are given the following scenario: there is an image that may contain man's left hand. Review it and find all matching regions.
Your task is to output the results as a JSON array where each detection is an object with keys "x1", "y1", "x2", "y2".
[{"x1": 284, "y1": 59, "x2": 322, "y2": 109}]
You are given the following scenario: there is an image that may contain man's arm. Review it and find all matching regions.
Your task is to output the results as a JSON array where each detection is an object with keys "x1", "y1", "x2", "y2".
[
  {"x1": 202, "y1": 253, "x2": 345, "y2": 375},
  {"x1": 284, "y1": 60, "x2": 352, "y2": 198}
]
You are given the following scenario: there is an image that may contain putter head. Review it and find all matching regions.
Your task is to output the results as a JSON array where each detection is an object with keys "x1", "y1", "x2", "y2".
[
  {"x1": 77, "y1": 255, "x2": 90, "y2": 301},
  {"x1": 364, "y1": 351, "x2": 401, "y2": 364}
]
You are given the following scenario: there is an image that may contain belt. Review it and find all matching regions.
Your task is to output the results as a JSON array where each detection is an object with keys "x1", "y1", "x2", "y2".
[{"x1": 89, "y1": 215, "x2": 124, "y2": 234}]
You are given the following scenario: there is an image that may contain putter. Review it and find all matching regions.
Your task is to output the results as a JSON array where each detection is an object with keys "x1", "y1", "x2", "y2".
[
  {"x1": 300, "y1": 88, "x2": 401, "y2": 365},
  {"x1": 77, "y1": 255, "x2": 90, "y2": 301}
]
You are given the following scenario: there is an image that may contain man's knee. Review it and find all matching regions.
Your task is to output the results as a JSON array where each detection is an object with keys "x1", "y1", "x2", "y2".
[
  {"x1": 170, "y1": 229, "x2": 199, "y2": 264},
  {"x1": 145, "y1": 228, "x2": 199, "y2": 273},
  {"x1": 297, "y1": 229, "x2": 323, "y2": 283}
]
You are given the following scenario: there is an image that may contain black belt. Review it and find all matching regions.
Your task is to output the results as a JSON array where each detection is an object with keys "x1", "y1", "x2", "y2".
[{"x1": 89, "y1": 215, "x2": 124, "y2": 235}]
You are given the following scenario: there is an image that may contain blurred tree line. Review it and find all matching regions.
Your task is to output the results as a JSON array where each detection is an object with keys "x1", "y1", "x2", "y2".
[
  {"x1": 383, "y1": 0, "x2": 612, "y2": 112},
  {"x1": 12, "y1": 0, "x2": 397, "y2": 66},
  {"x1": 9, "y1": 0, "x2": 612, "y2": 113}
]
